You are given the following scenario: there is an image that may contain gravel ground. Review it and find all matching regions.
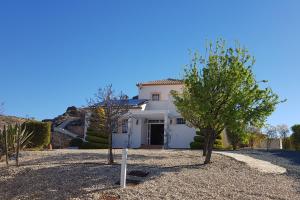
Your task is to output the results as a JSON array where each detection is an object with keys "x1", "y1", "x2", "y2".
[
  {"x1": 0, "y1": 149, "x2": 299, "y2": 200},
  {"x1": 236, "y1": 149, "x2": 300, "y2": 179}
]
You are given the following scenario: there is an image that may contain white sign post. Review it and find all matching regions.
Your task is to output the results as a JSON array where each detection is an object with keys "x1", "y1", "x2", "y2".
[{"x1": 120, "y1": 148, "x2": 128, "y2": 188}]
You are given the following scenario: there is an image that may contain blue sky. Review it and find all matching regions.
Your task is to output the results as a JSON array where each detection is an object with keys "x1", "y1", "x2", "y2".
[{"x1": 0, "y1": 0, "x2": 299, "y2": 128}]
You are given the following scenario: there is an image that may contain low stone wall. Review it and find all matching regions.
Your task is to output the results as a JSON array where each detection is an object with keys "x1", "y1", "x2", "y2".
[
  {"x1": 257, "y1": 138, "x2": 282, "y2": 149},
  {"x1": 66, "y1": 125, "x2": 84, "y2": 137},
  {"x1": 51, "y1": 132, "x2": 73, "y2": 149}
]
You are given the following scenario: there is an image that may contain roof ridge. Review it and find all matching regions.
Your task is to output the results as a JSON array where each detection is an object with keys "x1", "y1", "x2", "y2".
[{"x1": 137, "y1": 78, "x2": 183, "y2": 86}]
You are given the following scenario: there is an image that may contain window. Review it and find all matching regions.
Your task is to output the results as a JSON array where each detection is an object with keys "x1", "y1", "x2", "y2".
[
  {"x1": 122, "y1": 119, "x2": 128, "y2": 133},
  {"x1": 176, "y1": 118, "x2": 186, "y2": 124},
  {"x1": 152, "y1": 93, "x2": 160, "y2": 101},
  {"x1": 148, "y1": 120, "x2": 164, "y2": 124}
]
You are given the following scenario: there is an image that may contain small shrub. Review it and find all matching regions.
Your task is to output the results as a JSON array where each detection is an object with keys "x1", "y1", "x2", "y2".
[
  {"x1": 190, "y1": 141, "x2": 202, "y2": 149},
  {"x1": 283, "y1": 137, "x2": 292, "y2": 150},
  {"x1": 0, "y1": 124, "x2": 33, "y2": 166},
  {"x1": 69, "y1": 138, "x2": 83, "y2": 147},
  {"x1": 190, "y1": 129, "x2": 223, "y2": 149},
  {"x1": 291, "y1": 124, "x2": 300, "y2": 150},
  {"x1": 80, "y1": 142, "x2": 108, "y2": 149},
  {"x1": 85, "y1": 135, "x2": 108, "y2": 144},
  {"x1": 22, "y1": 121, "x2": 51, "y2": 149},
  {"x1": 85, "y1": 129, "x2": 108, "y2": 138}
]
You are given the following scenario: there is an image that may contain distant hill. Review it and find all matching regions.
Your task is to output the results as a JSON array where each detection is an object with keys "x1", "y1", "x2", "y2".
[
  {"x1": 0, "y1": 115, "x2": 28, "y2": 129},
  {"x1": 0, "y1": 107, "x2": 88, "y2": 149}
]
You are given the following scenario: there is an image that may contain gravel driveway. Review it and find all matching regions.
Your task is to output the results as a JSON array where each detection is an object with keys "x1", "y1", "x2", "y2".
[
  {"x1": 0, "y1": 149, "x2": 299, "y2": 200},
  {"x1": 236, "y1": 149, "x2": 300, "y2": 179}
]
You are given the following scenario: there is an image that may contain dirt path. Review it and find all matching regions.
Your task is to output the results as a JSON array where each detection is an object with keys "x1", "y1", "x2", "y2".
[{"x1": 215, "y1": 151, "x2": 287, "y2": 174}]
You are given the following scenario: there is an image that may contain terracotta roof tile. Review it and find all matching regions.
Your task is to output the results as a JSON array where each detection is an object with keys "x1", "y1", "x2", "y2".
[{"x1": 137, "y1": 78, "x2": 183, "y2": 86}]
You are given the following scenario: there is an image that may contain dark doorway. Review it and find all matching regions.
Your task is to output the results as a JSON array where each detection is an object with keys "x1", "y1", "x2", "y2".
[{"x1": 150, "y1": 124, "x2": 164, "y2": 145}]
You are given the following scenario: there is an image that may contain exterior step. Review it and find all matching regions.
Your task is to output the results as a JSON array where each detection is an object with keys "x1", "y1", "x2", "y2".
[{"x1": 140, "y1": 145, "x2": 163, "y2": 149}]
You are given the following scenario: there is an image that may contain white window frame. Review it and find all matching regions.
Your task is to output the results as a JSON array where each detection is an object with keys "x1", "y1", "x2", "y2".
[
  {"x1": 151, "y1": 93, "x2": 160, "y2": 101},
  {"x1": 176, "y1": 118, "x2": 186, "y2": 125},
  {"x1": 122, "y1": 119, "x2": 128, "y2": 133}
]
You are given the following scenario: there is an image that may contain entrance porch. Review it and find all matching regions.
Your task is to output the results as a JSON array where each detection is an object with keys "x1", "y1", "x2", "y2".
[{"x1": 112, "y1": 110, "x2": 171, "y2": 149}]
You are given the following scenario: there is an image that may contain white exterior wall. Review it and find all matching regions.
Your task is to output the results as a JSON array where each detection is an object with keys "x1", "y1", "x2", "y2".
[
  {"x1": 138, "y1": 85, "x2": 183, "y2": 101},
  {"x1": 141, "y1": 119, "x2": 148, "y2": 145},
  {"x1": 129, "y1": 118, "x2": 142, "y2": 148},
  {"x1": 112, "y1": 83, "x2": 197, "y2": 149},
  {"x1": 112, "y1": 133, "x2": 128, "y2": 148},
  {"x1": 139, "y1": 84, "x2": 183, "y2": 116},
  {"x1": 168, "y1": 123, "x2": 196, "y2": 148},
  {"x1": 112, "y1": 118, "x2": 144, "y2": 148},
  {"x1": 258, "y1": 138, "x2": 282, "y2": 149}
]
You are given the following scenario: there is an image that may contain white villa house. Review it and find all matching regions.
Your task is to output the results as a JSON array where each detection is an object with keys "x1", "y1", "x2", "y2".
[{"x1": 111, "y1": 79, "x2": 196, "y2": 149}]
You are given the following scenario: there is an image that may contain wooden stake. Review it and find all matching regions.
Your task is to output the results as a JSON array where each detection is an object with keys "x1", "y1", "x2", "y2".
[{"x1": 120, "y1": 148, "x2": 128, "y2": 188}]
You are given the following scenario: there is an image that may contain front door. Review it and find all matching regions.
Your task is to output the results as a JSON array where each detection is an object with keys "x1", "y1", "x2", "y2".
[{"x1": 150, "y1": 124, "x2": 164, "y2": 145}]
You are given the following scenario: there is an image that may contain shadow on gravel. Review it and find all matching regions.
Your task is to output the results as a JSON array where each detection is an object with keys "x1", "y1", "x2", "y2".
[
  {"x1": 237, "y1": 149, "x2": 300, "y2": 180},
  {"x1": 19, "y1": 152, "x2": 175, "y2": 167},
  {"x1": 268, "y1": 150, "x2": 300, "y2": 165},
  {"x1": 0, "y1": 152, "x2": 205, "y2": 200},
  {"x1": 238, "y1": 149, "x2": 300, "y2": 165}
]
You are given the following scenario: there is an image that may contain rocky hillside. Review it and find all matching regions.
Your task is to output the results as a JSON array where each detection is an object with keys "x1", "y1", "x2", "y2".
[
  {"x1": 48, "y1": 106, "x2": 88, "y2": 148},
  {"x1": 47, "y1": 106, "x2": 86, "y2": 128}
]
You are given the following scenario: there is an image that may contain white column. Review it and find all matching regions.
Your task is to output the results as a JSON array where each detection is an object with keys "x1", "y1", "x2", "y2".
[
  {"x1": 164, "y1": 113, "x2": 168, "y2": 149},
  {"x1": 120, "y1": 148, "x2": 128, "y2": 188},
  {"x1": 127, "y1": 118, "x2": 132, "y2": 148},
  {"x1": 279, "y1": 138, "x2": 283, "y2": 149},
  {"x1": 83, "y1": 112, "x2": 91, "y2": 142}
]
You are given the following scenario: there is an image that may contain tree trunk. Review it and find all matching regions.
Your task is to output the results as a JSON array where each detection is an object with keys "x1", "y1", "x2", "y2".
[
  {"x1": 204, "y1": 129, "x2": 216, "y2": 164},
  {"x1": 266, "y1": 139, "x2": 270, "y2": 151},
  {"x1": 232, "y1": 141, "x2": 237, "y2": 150},
  {"x1": 203, "y1": 130, "x2": 208, "y2": 156},
  {"x1": 108, "y1": 132, "x2": 114, "y2": 164},
  {"x1": 4, "y1": 130, "x2": 9, "y2": 167}
]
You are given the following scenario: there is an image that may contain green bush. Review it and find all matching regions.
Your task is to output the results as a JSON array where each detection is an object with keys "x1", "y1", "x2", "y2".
[
  {"x1": 283, "y1": 137, "x2": 292, "y2": 150},
  {"x1": 85, "y1": 129, "x2": 108, "y2": 138},
  {"x1": 83, "y1": 107, "x2": 109, "y2": 149},
  {"x1": 214, "y1": 140, "x2": 223, "y2": 149},
  {"x1": 190, "y1": 141, "x2": 202, "y2": 149},
  {"x1": 80, "y1": 142, "x2": 108, "y2": 149},
  {"x1": 190, "y1": 129, "x2": 223, "y2": 150},
  {"x1": 85, "y1": 135, "x2": 108, "y2": 144},
  {"x1": 69, "y1": 138, "x2": 83, "y2": 147},
  {"x1": 291, "y1": 124, "x2": 300, "y2": 150},
  {"x1": 22, "y1": 121, "x2": 51, "y2": 149},
  {"x1": 194, "y1": 135, "x2": 204, "y2": 143}
]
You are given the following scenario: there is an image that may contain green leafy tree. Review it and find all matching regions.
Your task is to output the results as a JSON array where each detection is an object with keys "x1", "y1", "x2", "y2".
[
  {"x1": 172, "y1": 39, "x2": 281, "y2": 164},
  {"x1": 226, "y1": 127, "x2": 248, "y2": 150},
  {"x1": 291, "y1": 124, "x2": 300, "y2": 150},
  {"x1": 247, "y1": 126, "x2": 264, "y2": 149}
]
